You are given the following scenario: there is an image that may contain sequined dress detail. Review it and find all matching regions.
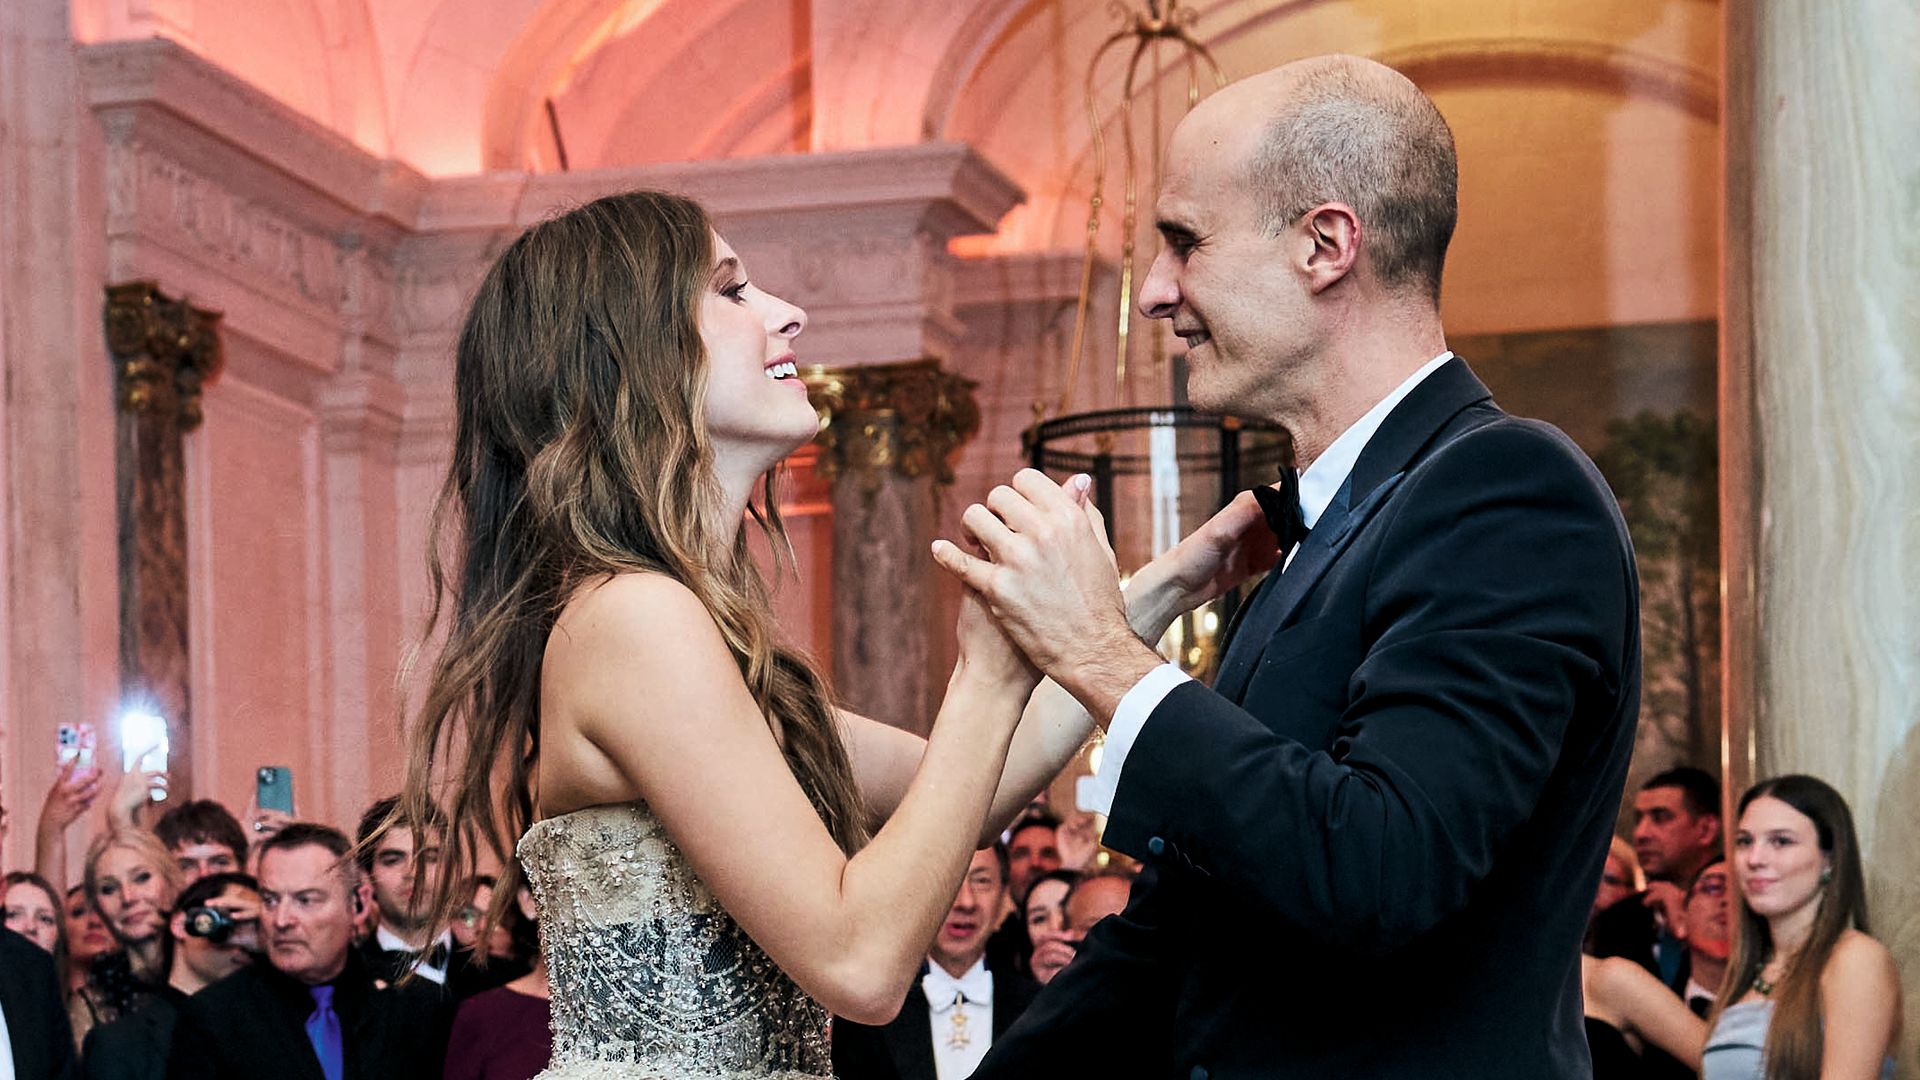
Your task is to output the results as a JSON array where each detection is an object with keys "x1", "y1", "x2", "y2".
[{"x1": 517, "y1": 804, "x2": 832, "y2": 1079}]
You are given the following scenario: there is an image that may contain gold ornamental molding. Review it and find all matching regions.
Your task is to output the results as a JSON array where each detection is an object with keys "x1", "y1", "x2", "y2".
[
  {"x1": 801, "y1": 358, "x2": 980, "y2": 489},
  {"x1": 104, "y1": 282, "x2": 224, "y2": 431}
]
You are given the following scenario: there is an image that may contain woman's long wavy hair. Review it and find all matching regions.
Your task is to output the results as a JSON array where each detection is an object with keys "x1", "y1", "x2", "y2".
[
  {"x1": 401, "y1": 191, "x2": 867, "y2": 947},
  {"x1": 1712, "y1": 774, "x2": 1869, "y2": 1080}
]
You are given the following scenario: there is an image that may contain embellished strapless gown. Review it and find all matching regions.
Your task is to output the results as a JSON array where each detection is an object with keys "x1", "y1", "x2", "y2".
[{"x1": 517, "y1": 804, "x2": 832, "y2": 1079}]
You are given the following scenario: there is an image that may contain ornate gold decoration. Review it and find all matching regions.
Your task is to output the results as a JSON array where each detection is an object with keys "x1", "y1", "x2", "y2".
[
  {"x1": 103, "y1": 282, "x2": 224, "y2": 431},
  {"x1": 801, "y1": 358, "x2": 979, "y2": 488}
]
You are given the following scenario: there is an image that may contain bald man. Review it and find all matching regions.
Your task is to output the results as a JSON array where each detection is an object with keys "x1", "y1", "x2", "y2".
[{"x1": 938, "y1": 56, "x2": 1640, "y2": 1078}]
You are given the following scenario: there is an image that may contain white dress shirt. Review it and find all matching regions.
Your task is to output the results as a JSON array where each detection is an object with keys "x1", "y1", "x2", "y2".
[
  {"x1": 377, "y1": 924, "x2": 452, "y2": 985},
  {"x1": 1081, "y1": 352, "x2": 1456, "y2": 816},
  {"x1": 0, "y1": 995, "x2": 16, "y2": 1080},
  {"x1": 923, "y1": 957, "x2": 993, "y2": 1080}
]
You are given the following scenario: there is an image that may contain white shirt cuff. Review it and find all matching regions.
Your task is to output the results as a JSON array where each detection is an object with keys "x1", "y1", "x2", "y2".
[{"x1": 1078, "y1": 663, "x2": 1193, "y2": 816}]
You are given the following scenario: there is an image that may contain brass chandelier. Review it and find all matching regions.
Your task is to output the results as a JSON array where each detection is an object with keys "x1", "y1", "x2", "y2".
[{"x1": 1023, "y1": 0, "x2": 1289, "y2": 677}]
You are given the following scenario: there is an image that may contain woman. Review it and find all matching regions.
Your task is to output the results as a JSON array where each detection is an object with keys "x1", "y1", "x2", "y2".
[
  {"x1": 1021, "y1": 869, "x2": 1080, "y2": 985},
  {"x1": 61, "y1": 882, "x2": 119, "y2": 1040},
  {"x1": 1703, "y1": 775, "x2": 1901, "y2": 1079},
  {"x1": 445, "y1": 886, "x2": 553, "y2": 1080},
  {"x1": 3, "y1": 870, "x2": 63, "y2": 957},
  {"x1": 1585, "y1": 834, "x2": 1644, "y2": 955},
  {"x1": 454, "y1": 874, "x2": 520, "y2": 963},
  {"x1": 75, "y1": 828, "x2": 182, "y2": 1042},
  {"x1": 402, "y1": 191, "x2": 1104, "y2": 1078}
]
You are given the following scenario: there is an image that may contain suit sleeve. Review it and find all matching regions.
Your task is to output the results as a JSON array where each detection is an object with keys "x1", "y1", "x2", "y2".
[
  {"x1": 970, "y1": 867, "x2": 1176, "y2": 1078},
  {"x1": 1103, "y1": 422, "x2": 1636, "y2": 955}
]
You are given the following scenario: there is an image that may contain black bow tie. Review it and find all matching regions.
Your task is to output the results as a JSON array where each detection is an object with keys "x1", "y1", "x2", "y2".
[
  {"x1": 1250, "y1": 466, "x2": 1308, "y2": 554},
  {"x1": 421, "y1": 941, "x2": 451, "y2": 970}
]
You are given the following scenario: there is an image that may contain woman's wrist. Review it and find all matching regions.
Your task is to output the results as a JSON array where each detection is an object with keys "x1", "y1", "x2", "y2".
[{"x1": 1123, "y1": 568, "x2": 1187, "y2": 643}]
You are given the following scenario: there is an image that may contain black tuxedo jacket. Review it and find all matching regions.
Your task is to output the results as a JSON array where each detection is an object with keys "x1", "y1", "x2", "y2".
[
  {"x1": 976, "y1": 359, "x2": 1641, "y2": 1080},
  {"x1": 0, "y1": 927, "x2": 77, "y2": 1080},
  {"x1": 831, "y1": 961, "x2": 1039, "y2": 1080},
  {"x1": 355, "y1": 937, "x2": 517, "y2": 1002},
  {"x1": 164, "y1": 949, "x2": 449, "y2": 1080},
  {"x1": 82, "y1": 986, "x2": 188, "y2": 1080}
]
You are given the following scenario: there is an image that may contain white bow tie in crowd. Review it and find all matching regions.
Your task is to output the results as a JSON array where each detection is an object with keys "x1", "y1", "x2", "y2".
[{"x1": 923, "y1": 965, "x2": 993, "y2": 1012}]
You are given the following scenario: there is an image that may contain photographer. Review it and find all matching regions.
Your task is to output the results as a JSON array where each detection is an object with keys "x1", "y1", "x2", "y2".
[{"x1": 82, "y1": 872, "x2": 260, "y2": 1080}]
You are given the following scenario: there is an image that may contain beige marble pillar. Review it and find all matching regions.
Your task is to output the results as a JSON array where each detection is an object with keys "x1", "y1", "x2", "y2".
[
  {"x1": 1723, "y1": 2, "x2": 1920, "y2": 1069},
  {"x1": 804, "y1": 359, "x2": 979, "y2": 734}
]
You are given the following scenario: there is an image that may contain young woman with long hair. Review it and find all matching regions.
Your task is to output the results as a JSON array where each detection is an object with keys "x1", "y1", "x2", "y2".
[
  {"x1": 399, "y1": 191, "x2": 1121, "y2": 1078},
  {"x1": 1703, "y1": 774, "x2": 1901, "y2": 1079}
]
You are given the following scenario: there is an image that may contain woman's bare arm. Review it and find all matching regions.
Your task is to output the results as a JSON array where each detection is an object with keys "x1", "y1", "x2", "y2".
[
  {"x1": 1819, "y1": 932, "x2": 1902, "y2": 1080},
  {"x1": 544, "y1": 573, "x2": 1034, "y2": 1024}
]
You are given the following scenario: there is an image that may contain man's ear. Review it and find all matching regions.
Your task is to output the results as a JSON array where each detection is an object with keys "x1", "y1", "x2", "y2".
[
  {"x1": 1695, "y1": 813, "x2": 1723, "y2": 848},
  {"x1": 1302, "y1": 203, "x2": 1361, "y2": 294},
  {"x1": 170, "y1": 909, "x2": 190, "y2": 943}
]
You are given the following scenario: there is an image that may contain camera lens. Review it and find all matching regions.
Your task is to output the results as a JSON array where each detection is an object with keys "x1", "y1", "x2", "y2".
[{"x1": 186, "y1": 906, "x2": 236, "y2": 944}]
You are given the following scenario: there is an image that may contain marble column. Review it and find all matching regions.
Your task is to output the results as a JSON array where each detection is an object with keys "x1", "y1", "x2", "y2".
[
  {"x1": 1723, "y1": 2, "x2": 1920, "y2": 1068},
  {"x1": 804, "y1": 359, "x2": 979, "y2": 734},
  {"x1": 103, "y1": 282, "x2": 222, "y2": 800}
]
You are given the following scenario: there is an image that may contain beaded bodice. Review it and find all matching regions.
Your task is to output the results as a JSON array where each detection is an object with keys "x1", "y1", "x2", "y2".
[{"x1": 517, "y1": 804, "x2": 831, "y2": 1079}]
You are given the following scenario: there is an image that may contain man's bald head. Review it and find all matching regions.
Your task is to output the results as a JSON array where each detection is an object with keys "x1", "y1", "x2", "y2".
[{"x1": 1186, "y1": 55, "x2": 1457, "y2": 303}]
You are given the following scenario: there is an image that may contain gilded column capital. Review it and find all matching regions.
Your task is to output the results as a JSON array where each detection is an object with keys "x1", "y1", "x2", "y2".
[
  {"x1": 103, "y1": 281, "x2": 224, "y2": 431},
  {"x1": 801, "y1": 358, "x2": 979, "y2": 487}
]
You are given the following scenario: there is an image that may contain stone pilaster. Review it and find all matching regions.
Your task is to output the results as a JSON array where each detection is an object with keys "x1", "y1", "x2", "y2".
[
  {"x1": 104, "y1": 281, "x2": 222, "y2": 799},
  {"x1": 803, "y1": 359, "x2": 979, "y2": 732},
  {"x1": 1724, "y1": 2, "x2": 1920, "y2": 1067}
]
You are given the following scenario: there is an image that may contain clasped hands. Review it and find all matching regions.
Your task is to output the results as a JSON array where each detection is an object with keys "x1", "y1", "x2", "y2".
[{"x1": 932, "y1": 468, "x2": 1282, "y2": 726}]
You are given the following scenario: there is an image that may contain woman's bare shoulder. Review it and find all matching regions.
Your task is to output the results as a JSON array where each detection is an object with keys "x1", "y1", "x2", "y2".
[
  {"x1": 546, "y1": 571, "x2": 728, "y2": 667},
  {"x1": 1823, "y1": 929, "x2": 1898, "y2": 985}
]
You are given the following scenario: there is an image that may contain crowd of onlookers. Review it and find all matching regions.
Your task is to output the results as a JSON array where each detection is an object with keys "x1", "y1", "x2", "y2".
[
  {"x1": 1580, "y1": 768, "x2": 1904, "y2": 1079},
  {"x1": 3, "y1": 761, "x2": 1904, "y2": 1079},
  {"x1": 0, "y1": 765, "x2": 551, "y2": 1080},
  {"x1": 0, "y1": 760, "x2": 1125, "y2": 1080}
]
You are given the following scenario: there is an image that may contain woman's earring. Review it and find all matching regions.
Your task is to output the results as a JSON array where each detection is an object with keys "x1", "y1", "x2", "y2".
[{"x1": 1819, "y1": 867, "x2": 1832, "y2": 885}]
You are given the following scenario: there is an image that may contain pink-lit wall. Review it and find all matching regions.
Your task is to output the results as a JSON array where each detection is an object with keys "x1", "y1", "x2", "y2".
[{"x1": 1, "y1": 0, "x2": 1720, "y2": 868}]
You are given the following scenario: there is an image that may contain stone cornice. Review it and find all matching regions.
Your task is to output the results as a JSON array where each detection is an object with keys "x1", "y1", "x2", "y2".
[
  {"x1": 419, "y1": 142, "x2": 1024, "y2": 242},
  {"x1": 81, "y1": 38, "x2": 430, "y2": 232}
]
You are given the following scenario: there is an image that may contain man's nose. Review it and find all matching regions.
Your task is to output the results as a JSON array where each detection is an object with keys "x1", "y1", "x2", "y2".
[{"x1": 1137, "y1": 249, "x2": 1181, "y2": 320}]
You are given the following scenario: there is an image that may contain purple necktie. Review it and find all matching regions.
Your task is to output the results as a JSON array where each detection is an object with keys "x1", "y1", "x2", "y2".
[{"x1": 305, "y1": 984, "x2": 345, "y2": 1080}]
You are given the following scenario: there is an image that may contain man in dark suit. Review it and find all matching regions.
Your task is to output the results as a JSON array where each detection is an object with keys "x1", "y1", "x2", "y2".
[
  {"x1": 1, "y1": 924, "x2": 77, "y2": 1080},
  {"x1": 352, "y1": 796, "x2": 503, "y2": 1001},
  {"x1": 833, "y1": 844, "x2": 1038, "y2": 1080},
  {"x1": 1591, "y1": 767, "x2": 1723, "y2": 991},
  {"x1": 84, "y1": 871, "x2": 261, "y2": 1080},
  {"x1": 167, "y1": 823, "x2": 448, "y2": 1080},
  {"x1": 934, "y1": 55, "x2": 1640, "y2": 1079}
]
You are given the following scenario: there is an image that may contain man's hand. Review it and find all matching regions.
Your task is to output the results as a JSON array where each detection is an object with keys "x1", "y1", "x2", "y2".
[
  {"x1": 1126, "y1": 489, "x2": 1279, "y2": 639},
  {"x1": 932, "y1": 469, "x2": 1163, "y2": 722},
  {"x1": 1644, "y1": 880, "x2": 1686, "y2": 933}
]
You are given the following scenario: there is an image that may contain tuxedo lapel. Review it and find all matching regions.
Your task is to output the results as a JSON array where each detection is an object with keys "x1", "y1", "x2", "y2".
[
  {"x1": 1209, "y1": 357, "x2": 1495, "y2": 705},
  {"x1": 882, "y1": 979, "x2": 938, "y2": 1080}
]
